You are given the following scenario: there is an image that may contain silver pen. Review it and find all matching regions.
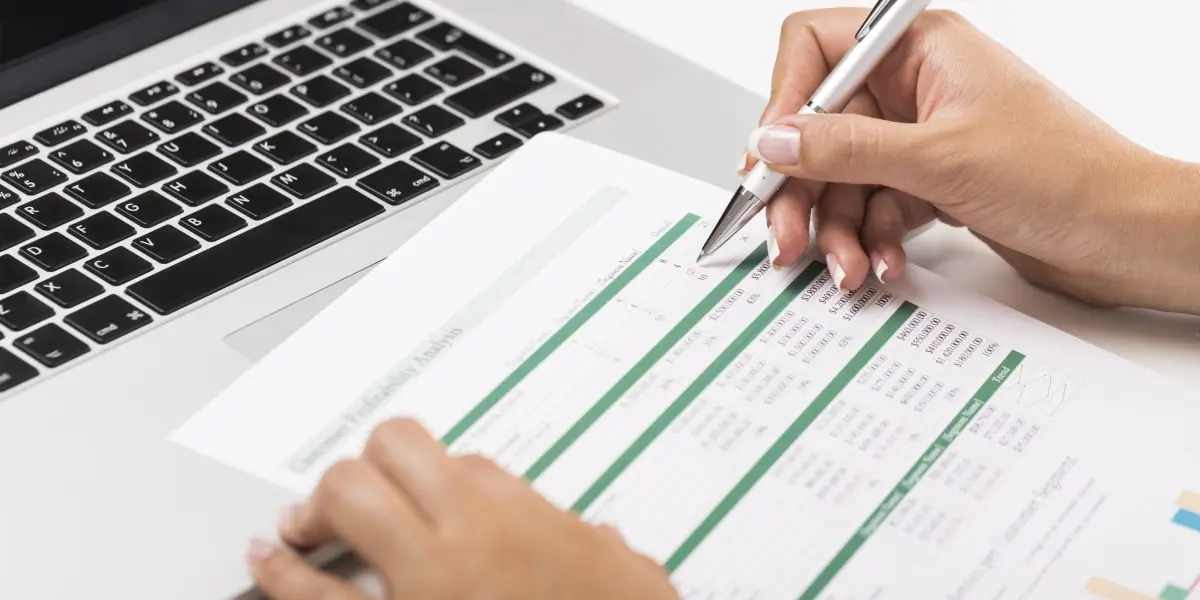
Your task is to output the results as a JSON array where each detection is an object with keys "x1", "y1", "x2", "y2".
[{"x1": 697, "y1": 0, "x2": 932, "y2": 262}]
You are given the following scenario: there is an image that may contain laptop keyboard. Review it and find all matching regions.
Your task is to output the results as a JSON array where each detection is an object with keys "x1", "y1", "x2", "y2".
[{"x1": 0, "y1": 0, "x2": 612, "y2": 396}]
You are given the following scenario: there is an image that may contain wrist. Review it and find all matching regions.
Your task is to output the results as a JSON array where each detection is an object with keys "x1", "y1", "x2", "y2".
[{"x1": 1100, "y1": 152, "x2": 1200, "y2": 315}]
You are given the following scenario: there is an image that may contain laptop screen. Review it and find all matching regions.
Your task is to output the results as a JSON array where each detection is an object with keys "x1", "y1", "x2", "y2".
[
  {"x1": 0, "y1": 0, "x2": 259, "y2": 109},
  {"x1": 0, "y1": 1, "x2": 168, "y2": 68}
]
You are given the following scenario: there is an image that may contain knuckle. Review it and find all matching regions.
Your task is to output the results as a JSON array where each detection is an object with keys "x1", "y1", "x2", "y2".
[
  {"x1": 317, "y1": 458, "x2": 371, "y2": 503},
  {"x1": 364, "y1": 417, "x2": 421, "y2": 458},
  {"x1": 920, "y1": 8, "x2": 969, "y2": 30}
]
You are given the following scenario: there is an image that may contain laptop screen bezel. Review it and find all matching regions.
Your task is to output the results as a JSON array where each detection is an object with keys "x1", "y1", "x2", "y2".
[{"x1": 0, "y1": 0, "x2": 263, "y2": 110}]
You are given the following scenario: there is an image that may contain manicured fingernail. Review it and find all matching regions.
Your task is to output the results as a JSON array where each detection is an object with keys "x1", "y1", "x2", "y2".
[
  {"x1": 875, "y1": 258, "x2": 889, "y2": 282},
  {"x1": 767, "y1": 225, "x2": 780, "y2": 268},
  {"x1": 247, "y1": 538, "x2": 279, "y2": 565},
  {"x1": 278, "y1": 503, "x2": 301, "y2": 534},
  {"x1": 748, "y1": 125, "x2": 801, "y2": 165},
  {"x1": 827, "y1": 253, "x2": 846, "y2": 290}
]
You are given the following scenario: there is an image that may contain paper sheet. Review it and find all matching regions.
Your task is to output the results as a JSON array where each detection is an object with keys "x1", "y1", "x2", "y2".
[{"x1": 174, "y1": 133, "x2": 1200, "y2": 599}]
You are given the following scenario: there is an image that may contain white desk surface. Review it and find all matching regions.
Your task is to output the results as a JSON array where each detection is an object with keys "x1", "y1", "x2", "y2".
[{"x1": 567, "y1": 0, "x2": 1200, "y2": 390}]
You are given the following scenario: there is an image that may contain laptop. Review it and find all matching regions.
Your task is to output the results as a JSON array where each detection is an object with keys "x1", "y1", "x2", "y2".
[{"x1": 0, "y1": 0, "x2": 768, "y2": 597}]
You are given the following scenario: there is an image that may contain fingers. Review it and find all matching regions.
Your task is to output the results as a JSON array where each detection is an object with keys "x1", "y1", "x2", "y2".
[
  {"x1": 249, "y1": 539, "x2": 370, "y2": 600},
  {"x1": 765, "y1": 178, "x2": 814, "y2": 269},
  {"x1": 362, "y1": 417, "x2": 466, "y2": 523},
  {"x1": 860, "y1": 188, "x2": 936, "y2": 284},
  {"x1": 280, "y1": 458, "x2": 430, "y2": 567},
  {"x1": 814, "y1": 183, "x2": 869, "y2": 291},
  {"x1": 743, "y1": 7, "x2": 870, "y2": 173}
]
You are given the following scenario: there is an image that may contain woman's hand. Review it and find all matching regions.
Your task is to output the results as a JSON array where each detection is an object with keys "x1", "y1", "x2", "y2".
[
  {"x1": 746, "y1": 8, "x2": 1200, "y2": 315},
  {"x1": 247, "y1": 418, "x2": 680, "y2": 600}
]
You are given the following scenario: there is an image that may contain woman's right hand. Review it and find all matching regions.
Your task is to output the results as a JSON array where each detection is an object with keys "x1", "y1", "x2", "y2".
[{"x1": 745, "y1": 8, "x2": 1200, "y2": 315}]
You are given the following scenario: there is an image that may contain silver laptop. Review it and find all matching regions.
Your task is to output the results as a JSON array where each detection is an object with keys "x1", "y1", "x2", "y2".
[{"x1": 0, "y1": 0, "x2": 768, "y2": 596}]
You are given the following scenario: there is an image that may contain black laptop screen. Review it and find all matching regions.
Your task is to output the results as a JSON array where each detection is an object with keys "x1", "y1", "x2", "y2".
[{"x1": 0, "y1": 0, "x2": 258, "y2": 109}]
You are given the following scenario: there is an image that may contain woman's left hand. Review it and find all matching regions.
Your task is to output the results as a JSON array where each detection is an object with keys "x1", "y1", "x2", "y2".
[{"x1": 247, "y1": 417, "x2": 680, "y2": 600}]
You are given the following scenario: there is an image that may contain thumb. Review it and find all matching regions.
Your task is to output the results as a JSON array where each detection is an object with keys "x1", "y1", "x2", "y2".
[{"x1": 747, "y1": 113, "x2": 952, "y2": 200}]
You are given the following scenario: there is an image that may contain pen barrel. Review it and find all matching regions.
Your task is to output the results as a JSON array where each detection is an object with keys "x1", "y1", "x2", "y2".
[
  {"x1": 743, "y1": 161, "x2": 788, "y2": 201},
  {"x1": 808, "y1": 0, "x2": 932, "y2": 113}
]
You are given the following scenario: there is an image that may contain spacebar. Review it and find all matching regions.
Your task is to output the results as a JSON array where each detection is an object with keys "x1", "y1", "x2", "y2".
[{"x1": 127, "y1": 187, "x2": 384, "y2": 315}]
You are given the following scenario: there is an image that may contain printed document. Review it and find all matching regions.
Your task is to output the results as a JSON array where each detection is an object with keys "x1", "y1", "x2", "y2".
[{"x1": 175, "y1": 133, "x2": 1200, "y2": 599}]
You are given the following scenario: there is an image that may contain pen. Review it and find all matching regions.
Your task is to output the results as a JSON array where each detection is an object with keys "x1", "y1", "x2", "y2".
[{"x1": 697, "y1": 0, "x2": 933, "y2": 263}]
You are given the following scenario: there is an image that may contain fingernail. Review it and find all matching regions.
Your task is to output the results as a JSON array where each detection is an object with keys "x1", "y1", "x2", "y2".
[
  {"x1": 874, "y1": 258, "x2": 889, "y2": 283},
  {"x1": 748, "y1": 125, "x2": 801, "y2": 165},
  {"x1": 278, "y1": 503, "x2": 301, "y2": 535},
  {"x1": 827, "y1": 253, "x2": 846, "y2": 290},
  {"x1": 767, "y1": 225, "x2": 780, "y2": 269},
  {"x1": 247, "y1": 538, "x2": 279, "y2": 565}
]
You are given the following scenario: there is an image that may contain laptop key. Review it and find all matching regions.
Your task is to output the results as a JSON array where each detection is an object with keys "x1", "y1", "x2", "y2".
[
  {"x1": 474, "y1": 133, "x2": 522, "y2": 159},
  {"x1": 36, "y1": 269, "x2": 103, "y2": 308},
  {"x1": 15, "y1": 323, "x2": 89, "y2": 368},
  {"x1": 4, "y1": 159, "x2": 67, "y2": 195},
  {"x1": 0, "y1": 142, "x2": 38, "y2": 169},
  {"x1": 341, "y1": 92, "x2": 401, "y2": 125},
  {"x1": 514, "y1": 114, "x2": 565, "y2": 138},
  {"x1": 0, "y1": 348, "x2": 38, "y2": 392},
  {"x1": 68, "y1": 212, "x2": 136, "y2": 249},
  {"x1": 357, "y1": 161, "x2": 438, "y2": 205},
  {"x1": 85, "y1": 247, "x2": 152, "y2": 285},
  {"x1": 424, "y1": 56, "x2": 483, "y2": 87},
  {"x1": 0, "y1": 255, "x2": 37, "y2": 292},
  {"x1": 316, "y1": 28, "x2": 374, "y2": 58},
  {"x1": 112, "y1": 153, "x2": 178, "y2": 188},
  {"x1": 317, "y1": 143, "x2": 380, "y2": 178},
  {"x1": 335, "y1": 57, "x2": 393, "y2": 88},
  {"x1": 162, "y1": 171, "x2": 229, "y2": 206},
  {"x1": 221, "y1": 42, "x2": 269, "y2": 67},
  {"x1": 352, "y1": 0, "x2": 394, "y2": 8},
  {"x1": 359, "y1": 124, "x2": 421, "y2": 158},
  {"x1": 50, "y1": 140, "x2": 114, "y2": 175},
  {"x1": 129, "y1": 81, "x2": 180, "y2": 107},
  {"x1": 208, "y1": 151, "x2": 273, "y2": 186},
  {"x1": 232, "y1": 63, "x2": 292, "y2": 95},
  {"x1": 416, "y1": 23, "x2": 513, "y2": 68},
  {"x1": 272, "y1": 163, "x2": 336, "y2": 199},
  {"x1": 375, "y1": 39, "x2": 433, "y2": 70},
  {"x1": 273, "y1": 46, "x2": 334, "y2": 77},
  {"x1": 412, "y1": 142, "x2": 480, "y2": 179},
  {"x1": 0, "y1": 292, "x2": 54, "y2": 331},
  {"x1": 359, "y1": 3, "x2": 434, "y2": 39},
  {"x1": 557, "y1": 94, "x2": 604, "y2": 120},
  {"x1": 16, "y1": 193, "x2": 83, "y2": 230},
  {"x1": 188, "y1": 82, "x2": 248, "y2": 115},
  {"x1": 98, "y1": 120, "x2": 160, "y2": 154},
  {"x1": 181, "y1": 205, "x2": 248, "y2": 241},
  {"x1": 65, "y1": 295, "x2": 153, "y2": 344},
  {"x1": 203, "y1": 113, "x2": 267, "y2": 147},
  {"x1": 64, "y1": 172, "x2": 130, "y2": 208},
  {"x1": 292, "y1": 75, "x2": 352, "y2": 108},
  {"x1": 82, "y1": 100, "x2": 134, "y2": 127},
  {"x1": 444, "y1": 63, "x2": 555, "y2": 118},
  {"x1": 384, "y1": 73, "x2": 442, "y2": 106},
  {"x1": 299, "y1": 112, "x2": 361, "y2": 145},
  {"x1": 0, "y1": 184, "x2": 18, "y2": 209},
  {"x1": 157, "y1": 132, "x2": 221, "y2": 167},
  {"x1": 0, "y1": 215, "x2": 36, "y2": 251},
  {"x1": 116, "y1": 191, "x2": 183, "y2": 228},
  {"x1": 132, "y1": 225, "x2": 200, "y2": 263},
  {"x1": 310, "y1": 7, "x2": 355, "y2": 29},
  {"x1": 141, "y1": 101, "x2": 205, "y2": 135},
  {"x1": 176, "y1": 62, "x2": 226, "y2": 87},
  {"x1": 20, "y1": 233, "x2": 87, "y2": 271},
  {"x1": 494, "y1": 103, "x2": 542, "y2": 128},
  {"x1": 265, "y1": 24, "x2": 312, "y2": 48},
  {"x1": 254, "y1": 131, "x2": 318, "y2": 165},
  {"x1": 247, "y1": 94, "x2": 310, "y2": 127},
  {"x1": 34, "y1": 120, "x2": 87, "y2": 147},
  {"x1": 403, "y1": 105, "x2": 463, "y2": 137},
  {"x1": 127, "y1": 187, "x2": 385, "y2": 315},
  {"x1": 226, "y1": 184, "x2": 292, "y2": 220}
]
